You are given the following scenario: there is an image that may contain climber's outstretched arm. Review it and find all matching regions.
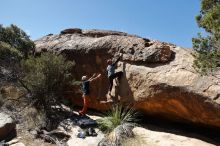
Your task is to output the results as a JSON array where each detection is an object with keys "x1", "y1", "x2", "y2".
[
  {"x1": 89, "y1": 74, "x2": 101, "y2": 82},
  {"x1": 88, "y1": 73, "x2": 96, "y2": 81}
]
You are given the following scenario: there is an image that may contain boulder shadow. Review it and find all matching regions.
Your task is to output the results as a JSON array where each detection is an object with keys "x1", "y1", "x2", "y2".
[
  {"x1": 138, "y1": 114, "x2": 220, "y2": 145},
  {"x1": 116, "y1": 62, "x2": 134, "y2": 103}
]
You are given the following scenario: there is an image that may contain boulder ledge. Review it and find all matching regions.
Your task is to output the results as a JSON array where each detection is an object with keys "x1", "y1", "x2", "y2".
[{"x1": 35, "y1": 28, "x2": 220, "y2": 129}]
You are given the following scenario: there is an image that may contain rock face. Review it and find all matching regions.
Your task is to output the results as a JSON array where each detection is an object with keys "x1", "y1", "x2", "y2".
[
  {"x1": 35, "y1": 28, "x2": 220, "y2": 129},
  {"x1": 0, "y1": 112, "x2": 16, "y2": 140}
]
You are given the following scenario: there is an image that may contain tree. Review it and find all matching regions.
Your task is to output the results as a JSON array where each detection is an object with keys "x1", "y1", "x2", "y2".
[
  {"x1": 0, "y1": 41, "x2": 22, "y2": 65},
  {"x1": 0, "y1": 25, "x2": 77, "y2": 133},
  {"x1": 0, "y1": 24, "x2": 35, "y2": 58},
  {"x1": 20, "y1": 52, "x2": 75, "y2": 110},
  {"x1": 192, "y1": 0, "x2": 220, "y2": 74},
  {"x1": 0, "y1": 24, "x2": 35, "y2": 82},
  {"x1": 20, "y1": 52, "x2": 77, "y2": 131}
]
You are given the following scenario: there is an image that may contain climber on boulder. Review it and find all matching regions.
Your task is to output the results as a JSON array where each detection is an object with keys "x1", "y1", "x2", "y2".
[
  {"x1": 107, "y1": 53, "x2": 123, "y2": 96},
  {"x1": 79, "y1": 73, "x2": 101, "y2": 116}
]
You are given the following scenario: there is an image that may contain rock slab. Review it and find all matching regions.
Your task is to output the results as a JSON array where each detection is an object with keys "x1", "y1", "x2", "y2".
[{"x1": 35, "y1": 28, "x2": 220, "y2": 129}]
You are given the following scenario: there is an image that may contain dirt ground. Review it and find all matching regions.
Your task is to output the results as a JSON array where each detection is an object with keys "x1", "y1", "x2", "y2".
[{"x1": 10, "y1": 109, "x2": 220, "y2": 146}]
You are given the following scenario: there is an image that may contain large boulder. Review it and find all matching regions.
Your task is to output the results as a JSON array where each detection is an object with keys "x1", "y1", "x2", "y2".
[
  {"x1": 35, "y1": 28, "x2": 220, "y2": 129},
  {"x1": 0, "y1": 112, "x2": 16, "y2": 140}
]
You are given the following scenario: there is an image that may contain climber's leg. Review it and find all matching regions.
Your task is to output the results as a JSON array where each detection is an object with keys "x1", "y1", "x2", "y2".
[
  {"x1": 108, "y1": 76, "x2": 114, "y2": 94},
  {"x1": 79, "y1": 95, "x2": 89, "y2": 115},
  {"x1": 109, "y1": 71, "x2": 123, "y2": 87},
  {"x1": 114, "y1": 71, "x2": 123, "y2": 84}
]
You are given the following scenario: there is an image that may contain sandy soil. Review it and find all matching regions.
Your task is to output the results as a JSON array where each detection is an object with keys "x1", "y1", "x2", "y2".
[
  {"x1": 10, "y1": 110, "x2": 219, "y2": 146},
  {"x1": 66, "y1": 111, "x2": 219, "y2": 146},
  {"x1": 127, "y1": 127, "x2": 215, "y2": 146}
]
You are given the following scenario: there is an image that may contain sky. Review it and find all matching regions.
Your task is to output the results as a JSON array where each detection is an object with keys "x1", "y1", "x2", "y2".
[{"x1": 0, "y1": 0, "x2": 202, "y2": 48}]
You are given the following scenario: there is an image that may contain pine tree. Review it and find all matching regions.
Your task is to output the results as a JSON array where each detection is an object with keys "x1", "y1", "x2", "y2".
[{"x1": 192, "y1": 0, "x2": 220, "y2": 74}]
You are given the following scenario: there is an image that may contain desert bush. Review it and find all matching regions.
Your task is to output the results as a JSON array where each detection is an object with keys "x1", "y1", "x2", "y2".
[
  {"x1": 22, "y1": 107, "x2": 46, "y2": 129},
  {"x1": 0, "y1": 24, "x2": 34, "y2": 82},
  {"x1": 0, "y1": 41, "x2": 22, "y2": 63},
  {"x1": 0, "y1": 94, "x2": 4, "y2": 107},
  {"x1": 20, "y1": 52, "x2": 75, "y2": 111},
  {"x1": 98, "y1": 104, "x2": 138, "y2": 133},
  {"x1": 0, "y1": 24, "x2": 35, "y2": 58},
  {"x1": 0, "y1": 41, "x2": 22, "y2": 82},
  {"x1": 97, "y1": 104, "x2": 138, "y2": 146}
]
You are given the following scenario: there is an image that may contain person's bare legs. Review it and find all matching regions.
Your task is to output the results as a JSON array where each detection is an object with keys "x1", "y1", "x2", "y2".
[{"x1": 79, "y1": 95, "x2": 89, "y2": 115}]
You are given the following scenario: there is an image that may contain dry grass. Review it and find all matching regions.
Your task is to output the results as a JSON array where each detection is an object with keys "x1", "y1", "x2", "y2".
[
  {"x1": 21, "y1": 107, "x2": 46, "y2": 129},
  {"x1": 122, "y1": 134, "x2": 154, "y2": 146},
  {"x1": 18, "y1": 129, "x2": 55, "y2": 146}
]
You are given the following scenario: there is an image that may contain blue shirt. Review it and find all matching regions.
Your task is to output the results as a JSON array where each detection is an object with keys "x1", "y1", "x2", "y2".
[
  {"x1": 107, "y1": 65, "x2": 115, "y2": 77},
  {"x1": 82, "y1": 81, "x2": 90, "y2": 95}
]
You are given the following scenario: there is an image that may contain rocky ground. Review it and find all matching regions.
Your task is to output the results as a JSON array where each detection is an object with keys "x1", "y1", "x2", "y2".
[
  {"x1": 1, "y1": 109, "x2": 219, "y2": 146},
  {"x1": 66, "y1": 111, "x2": 104, "y2": 146},
  {"x1": 128, "y1": 127, "x2": 215, "y2": 146},
  {"x1": 68, "y1": 111, "x2": 219, "y2": 146},
  {"x1": 63, "y1": 111, "x2": 220, "y2": 146}
]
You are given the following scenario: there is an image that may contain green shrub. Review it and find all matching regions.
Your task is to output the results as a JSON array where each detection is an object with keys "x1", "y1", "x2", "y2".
[
  {"x1": 0, "y1": 24, "x2": 35, "y2": 58},
  {"x1": 0, "y1": 24, "x2": 34, "y2": 82},
  {"x1": 97, "y1": 104, "x2": 138, "y2": 146},
  {"x1": 98, "y1": 104, "x2": 137, "y2": 133},
  {"x1": 0, "y1": 41, "x2": 22, "y2": 63},
  {"x1": 20, "y1": 52, "x2": 75, "y2": 110}
]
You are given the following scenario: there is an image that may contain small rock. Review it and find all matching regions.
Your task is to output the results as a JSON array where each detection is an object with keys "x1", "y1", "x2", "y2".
[
  {"x1": 6, "y1": 138, "x2": 19, "y2": 145},
  {"x1": 0, "y1": 112, "x2": 16, "y2": 140},
  {"x1": 10, "y1": 142, "x2": 25, "y2": 146}
]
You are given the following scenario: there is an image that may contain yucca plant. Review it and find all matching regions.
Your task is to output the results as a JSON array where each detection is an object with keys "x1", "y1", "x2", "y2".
[
  {"x1": 97, "y1": 104, "x2": 138, "y2": 146},
  {"x1": 97, "y1": 104, "x2": 137, "y2": 133}
]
